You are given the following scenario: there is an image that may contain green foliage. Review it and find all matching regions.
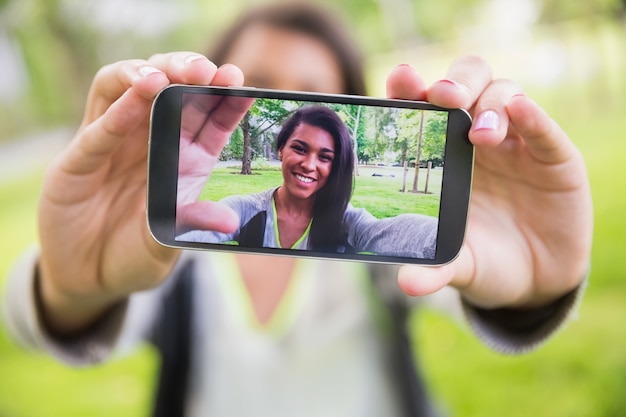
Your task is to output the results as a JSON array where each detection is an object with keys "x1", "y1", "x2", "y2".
[
  {"x1": 421, "y1": 112, "x2": 447, "y2": 165},
  {"x1": 220, "y1": 125, "x2": 244, "y2": 161},
  {"x1": 411, "y1": 0, "x2": 483, "y2": 41},
  {"x1": 540, "y1": 0, "x2": 625, "y2": 21},
  {"x1": 239, "y1": 98, "x2": 300, "y2": 169}
]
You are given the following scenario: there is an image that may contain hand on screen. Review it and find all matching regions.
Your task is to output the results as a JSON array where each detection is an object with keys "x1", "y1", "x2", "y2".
[{"x1": 175, "y1": 93, "x2": 254, "y2": 235}]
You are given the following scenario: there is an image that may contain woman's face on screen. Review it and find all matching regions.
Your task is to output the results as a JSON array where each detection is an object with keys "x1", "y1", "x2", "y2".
[{"x1": 279, "y1": 123, "x2": 335, "y2": 202}]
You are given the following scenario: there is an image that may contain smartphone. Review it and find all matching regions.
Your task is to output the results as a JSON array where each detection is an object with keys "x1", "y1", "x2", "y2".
[{"x1": 148, "y1": 85, "x2": 473, "y2": 265}]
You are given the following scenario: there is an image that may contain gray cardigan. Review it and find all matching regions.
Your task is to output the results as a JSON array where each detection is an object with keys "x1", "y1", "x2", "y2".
[{"x1": 2, "y1": 248, "x2": 586, "y2": 416}]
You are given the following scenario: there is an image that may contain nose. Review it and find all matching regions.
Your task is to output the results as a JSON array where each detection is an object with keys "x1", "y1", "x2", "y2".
[{"x1": 300, "y1": 154, "x2": 316, "y2": 172}]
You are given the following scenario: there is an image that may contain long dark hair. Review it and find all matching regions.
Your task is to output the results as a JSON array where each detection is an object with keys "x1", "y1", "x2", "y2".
[
  {"x1": 209, "y1": 2, "x2": 366, "y2": 96},
  {"x1": 275, "y1": 106, "x2": 354, "y2": 251}
]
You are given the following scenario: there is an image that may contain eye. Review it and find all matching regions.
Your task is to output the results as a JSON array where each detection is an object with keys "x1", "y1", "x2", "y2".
[
  {"x1": 291, "y1": 144, "x2": 306, "y2": 154},
  {"x1": 319, "y1": 153, "x2": 333, "y2": 163}
]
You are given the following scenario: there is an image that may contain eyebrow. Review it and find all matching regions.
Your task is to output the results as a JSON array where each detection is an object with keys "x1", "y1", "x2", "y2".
[{"x1": 292, "y1": 139, "x2": 335, "y2": 155}]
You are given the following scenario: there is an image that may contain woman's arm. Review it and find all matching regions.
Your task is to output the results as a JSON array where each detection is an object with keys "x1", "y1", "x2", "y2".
[{"x1": 343, "y1": 205, "x2": 438, "y2": 258}]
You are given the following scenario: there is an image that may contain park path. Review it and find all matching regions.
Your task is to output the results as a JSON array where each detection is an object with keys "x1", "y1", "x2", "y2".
[{"x1": 0, "y1": 128, "x2": 72, "y2": 186}]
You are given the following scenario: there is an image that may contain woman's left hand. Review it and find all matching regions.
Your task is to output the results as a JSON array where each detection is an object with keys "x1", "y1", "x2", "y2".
[{"x1": 387, "y1": 57, "x2": 593, "y2": 309}]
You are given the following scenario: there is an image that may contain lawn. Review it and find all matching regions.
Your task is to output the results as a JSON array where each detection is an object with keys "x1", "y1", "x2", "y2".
[
  {"x1": 0, "y1": 172, "x2": 157, "y2": 417},
  {"x1": 202, "y1": 164, "x2": 443, "y2": 219}
]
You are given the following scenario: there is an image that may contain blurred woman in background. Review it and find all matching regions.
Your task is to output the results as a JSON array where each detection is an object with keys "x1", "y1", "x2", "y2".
[{"x1": 3, "y1": 3, "x2": 592, "y2": 417}]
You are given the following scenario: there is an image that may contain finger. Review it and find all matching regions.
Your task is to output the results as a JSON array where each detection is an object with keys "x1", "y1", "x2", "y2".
[
  {"x1": 212, "y1": 63, "x2": 245, "y2": 87},
  {"x1": 468, "y1": 79, "x2": 523, "y2": 147},
  {"x1": 177, "y1": 201, "x2": 240, "y2": 234},
  {"x1": 65, "y1": 64, "x2": 169, "y2": 176},
  {"x1": 185, "y1": 64, "x2": 252, "y2": 156},
  {"x1": 506, "y1": 94, "x2": 577, "y2": 164},
  {"x1": 180, "y1": 63, "x2": 248, "y2": 144},
  {"x1": 427, "y1": 55, "x2": 493, "y2": 109},
  {"x1": 194, "y1": 95, "x2": 255, "y2": 156},
  {"x1": 148, "y1": 52, "x2": 218, "y2": 86},
  {"x1": 85, "y1": 60, "x2": 169, "y2": 125},
  {"x1": 386, "y1": 64, "x2": 428, "y2": 101}
]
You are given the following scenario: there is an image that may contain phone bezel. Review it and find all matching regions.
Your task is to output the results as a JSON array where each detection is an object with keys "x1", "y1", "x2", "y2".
[{"x1": 148, "y1": 85, "x2": 474, "y2": 265}]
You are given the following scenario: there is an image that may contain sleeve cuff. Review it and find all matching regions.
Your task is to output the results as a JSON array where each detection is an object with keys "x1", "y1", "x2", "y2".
[
  {"x1": 2, "y1": 247, "x2": 129, "y2": 367},
  {"x1": 461, "y1": 275, "x2": 588, "y2": 355}
]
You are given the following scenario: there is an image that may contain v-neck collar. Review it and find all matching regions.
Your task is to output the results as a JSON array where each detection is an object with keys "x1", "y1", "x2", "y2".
[{"x1": 213, "y1": 253, "x2": 315, "y2": 337}]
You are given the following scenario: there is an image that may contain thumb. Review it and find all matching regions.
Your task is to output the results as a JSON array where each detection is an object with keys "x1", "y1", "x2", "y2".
[
  {"x1": 397, "y1": 246, "x2": 475, "y2": 297},
  {"x1": 177, "y1": 201, "x2": 240, "y2": 235},
  {"x1": 397, "y1": 263, "x2": 455, "y2": 296}
]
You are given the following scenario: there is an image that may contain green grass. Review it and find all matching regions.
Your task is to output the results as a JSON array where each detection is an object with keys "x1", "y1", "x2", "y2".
[
  {"x1": 201, "y1": 165, "x2": 442, "y2": 218},
  {"x1": 0, "y1": 172, "x2": 157, "y2": 417},
  {"x1": 413, "y1": 290, "x2": 626, "y2": 417}
]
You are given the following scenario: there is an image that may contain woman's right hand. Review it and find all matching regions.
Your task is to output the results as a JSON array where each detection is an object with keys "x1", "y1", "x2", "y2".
[
  {"x1": 37, "y1": 52, "x2": 245, "y2": 335},
  {"x1": 175, "y1": 88, "x2": 254, "y2": 235}
]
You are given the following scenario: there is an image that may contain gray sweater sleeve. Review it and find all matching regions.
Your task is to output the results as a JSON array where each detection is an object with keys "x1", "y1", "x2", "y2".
[
  {"x1": 176, "y1": 189, "x2": 274, "y2": 243},
  {"x1": 368, "y1": 263, "x2": 588, "y2": 355},
  {"x1": 2, "y1": 247, "x2": 586, "y2": 365},
  {"x1": 460, "y1": 276, "x2": 587, "y2": 354},
  {"x1": 343, "y1": 205, "x2": 438, "y2": 258},
  {"x1": 1, "y1": 247, "x2": 128, "y2": 365},
  {"x1": 1, "y1": 246, "x2": 176, "y2": 366}
]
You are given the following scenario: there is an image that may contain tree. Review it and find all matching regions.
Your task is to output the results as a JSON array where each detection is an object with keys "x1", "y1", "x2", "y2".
[
  {"x1": 220, "y1": 125, "x2": 244, "y2": 161},
  {"x1": 240, "y1": 111, "x2": 253, "y2": 174},
  {"x1": 333, "y1": 103, "x2": 366, "y2": 175},
  {"x1": 411, "y1": 110, "x2": 425, "y2": 193},
  {"x1": 239, "y1": 98, "x2": 298, "y2": 174},
  {"x1": 421, "y1": 111, "x2": 447, "y2": 166}
]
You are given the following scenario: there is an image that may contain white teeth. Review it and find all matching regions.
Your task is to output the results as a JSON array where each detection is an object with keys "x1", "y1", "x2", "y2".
[{"x1": 296, "y1": 174, "x2": 314, "y2": 183}]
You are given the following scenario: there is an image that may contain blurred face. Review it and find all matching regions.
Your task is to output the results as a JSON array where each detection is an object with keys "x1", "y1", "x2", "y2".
[
  {"x1": 279, "y1": 123, "x2": 335, "y2": 202},
  {"x1": 223, "y1": 23, "x2": 345, "y2": 93}
]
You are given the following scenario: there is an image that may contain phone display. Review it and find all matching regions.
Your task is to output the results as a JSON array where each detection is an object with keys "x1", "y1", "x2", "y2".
[{"x1": 148, "y1": 86, "x2": 473, "y2": 265}]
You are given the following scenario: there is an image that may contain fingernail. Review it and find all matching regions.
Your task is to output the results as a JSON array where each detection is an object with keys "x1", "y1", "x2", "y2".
[
  {"x1": 437, "y1": 79, "x2": 471, "y2": 96},
  {"x1": 439, "y1": 79, "x2": 459, "y2": 87},
  {"x1": 473, "y1": 110, "x2": 500, "y2": 131},
  {"x1": 184, "y1": 54, "x2": 205, "y2": 66},
  {"x1": 138, "y1": 65, "x2": 163, "y2": 78}
]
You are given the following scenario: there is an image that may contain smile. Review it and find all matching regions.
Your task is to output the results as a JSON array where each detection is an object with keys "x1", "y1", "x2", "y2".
[{"x1": 295, "y1": 173, "x2": 315, "y2": 183}]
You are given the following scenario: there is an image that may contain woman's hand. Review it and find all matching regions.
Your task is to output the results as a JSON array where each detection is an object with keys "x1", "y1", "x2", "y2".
[
  {"x1": 37, "y1": 52, "x2": 245, "y2": 334},
  {"x1": 387, "y1": 57, "x2": 593, "y2": 309},
  {"x1": 175, "y1": 88, "x2": 254, "y2": 235}
]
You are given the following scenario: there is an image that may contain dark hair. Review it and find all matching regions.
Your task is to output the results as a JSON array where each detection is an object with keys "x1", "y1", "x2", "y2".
[
  {"x1": 209, "y1": 2, "x2": 366, "y2": 96},
  {"x1": 275, "y1": 106, "x2": 354, "y2": 251}
]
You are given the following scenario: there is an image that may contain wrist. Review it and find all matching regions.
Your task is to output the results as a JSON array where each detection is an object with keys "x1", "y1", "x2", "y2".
[{"x1": 36, "y1": 263, "x2": 124, "y2": 338}]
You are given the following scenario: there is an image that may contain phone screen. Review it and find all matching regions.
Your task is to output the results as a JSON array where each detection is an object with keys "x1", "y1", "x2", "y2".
[{"x1": 148, "y1": 86, "x2": 473, "y2": 265}]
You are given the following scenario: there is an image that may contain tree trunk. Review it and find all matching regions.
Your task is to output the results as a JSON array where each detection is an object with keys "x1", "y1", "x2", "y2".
[
  {"x1": 412, "y1": 110, "x2": 425, "y2": 193},
  {"x1": 352, "y1": 105, "x2": 361, "y2": 176},
  {"x1": 241, "y1": 112, "x2": 252, "y2": 175}
]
